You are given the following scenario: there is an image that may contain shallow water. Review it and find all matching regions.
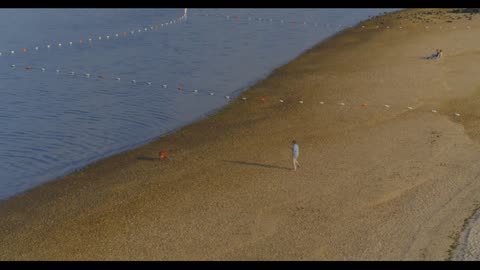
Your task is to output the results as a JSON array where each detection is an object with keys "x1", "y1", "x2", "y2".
[{"x1": 0, "y1": 8, "x2": 398, "y2": 200}]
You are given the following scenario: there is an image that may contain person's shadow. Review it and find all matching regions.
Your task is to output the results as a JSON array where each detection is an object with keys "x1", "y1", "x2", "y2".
[{"x1": 223, "y1": 160, "x2": 291, "y2": 171}]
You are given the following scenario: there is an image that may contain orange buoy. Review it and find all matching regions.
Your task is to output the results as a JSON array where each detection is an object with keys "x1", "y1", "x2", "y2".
[
  {"x1": 25, "y1": 66, "x2": 31, "y2": 70},
  {"x1": 22, "y1": 48, "x2": 27, "y2": 53},
  {"x1": 361, "y1": 103, "x2": 368, "y2": 107},
  {"x1": 260, "y1": 97, "x2": 266, "y2": 102},
  {"x1": 159, "y1": 150, "x2": 169, "y2": 160}
]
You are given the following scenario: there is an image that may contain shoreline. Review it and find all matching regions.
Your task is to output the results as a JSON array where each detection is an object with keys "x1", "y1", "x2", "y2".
[
  {"x1": 2, "y1": 8, "x2": 480, "y2": 260},
  {"x1": 0, "y1": 10, "x2": 392, "y2": 203}
]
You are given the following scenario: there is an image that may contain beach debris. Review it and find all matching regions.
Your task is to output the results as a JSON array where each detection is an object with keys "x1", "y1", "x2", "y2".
[
  {"x1": 320, "y1": 101, "x2": 324, "y2": 105},
  {"x1": 454, "y1": 113, "x2": 461, "y2": 117},
  {"x1": 384, "y1": 104, "x2": 390, "y2": 108},
  {"x1": 407, "y1": 107, "x2": 413, "y2": 110},
  {"x1": 299, "y1": 100, "x2": 304, "y2": 104},
  {"x1": 159, "y1": 150, "x2": 169, "y2": 160},
  {"x1": 260, "y1": 97, "x2": 266, "y2": 102},
  {"x1": 279, "y1": 99, "x2": 284, "y2": 103},
  {"x1": 241, "y1": 97, "x2": 247, "y2": 101},
  {"x1": 361, "y1": 103, "x2": 368, "y2": 107},
  {"x1": 432, "y1": 109, "x2": 437, "y2": 113},
  {"x1": 361, "y1": 25, "x2": 365, "y2": 28},
  {"x1": 339, "y1": 102, "x2": 345, "y2": 106}
]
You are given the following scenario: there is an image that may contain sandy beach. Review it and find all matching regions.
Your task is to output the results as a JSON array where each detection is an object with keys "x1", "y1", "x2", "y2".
[{"x1": 1, "y1": 8, "x2": 480, "y2": 260}]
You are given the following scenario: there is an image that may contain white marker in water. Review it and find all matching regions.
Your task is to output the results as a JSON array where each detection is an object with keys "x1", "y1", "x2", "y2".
[{"x1": 162, "y1": 84, "x2": 167, "y2": 88}]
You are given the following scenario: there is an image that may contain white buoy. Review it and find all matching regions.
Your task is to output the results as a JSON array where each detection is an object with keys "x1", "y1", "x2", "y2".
[
  {"x1": 162, "y1": 84, "x2": 167, "y2": 88},
  {"x1": 193, "y1": 89, "x2": 198, "y2": 93},
  {"x1": 56, "y1": 69, "x2": 60, "y2": 73},
  {"x1": 116, "y1": 77, "x2": 121, "y2": 81},
  {"x1": 98, "y1": 36, "x2": 102, "y2": 40},
  {"x1": 147, "y1": 82, "x2": 152, "y2": 85},
  {"x1": 69, "y1": 41, "x2": 73, "y2": 45},
  {"x1": 115, "y1": 33, "x2": 119, "y2": 37},
  {"x1": 131, "y1": 80, "x2": 136, "y2": 84},
  {"x1": 47, "y1": 44, "x2": 51, "y2": 48},
  {"x1": 10, "y1": 50, "x2": 15, "y2": 54},
  {"x1": 41, "y1": 67, "x2": 45, "y2": 72},
  {"x1": 225, "y1": 95, "x2": 230, "y2": 99},
  {"x1": 35, "y1": 46, "x2": 39, "y2": 50},
  {"x1": 88, "y1": 38, "x2": 92, "y2": 42},
  {"x1": 58, "y1": 43, "x2": 62, "y2": 47},
  {"x1": 144, "y1": 28, "x2": 148, "y2": 31},
  {"x1": 85, "y1": 73, "x2": 90, "y2": 77},
  {"x1": 209, "y1": 92, "x2": 214, "y2": 96},
  {"x1": 10, "y1": 64, "x2": 15, "y2": 68},
  {"x1": 454, "y1": 113, "x2": 461, "y2": 117},
  {"x1": 106, "y1": 35, "x2": 110, "y2": 39},
  {"x1": 138, "y1": 29, "x2": 141, "y2": 33}
]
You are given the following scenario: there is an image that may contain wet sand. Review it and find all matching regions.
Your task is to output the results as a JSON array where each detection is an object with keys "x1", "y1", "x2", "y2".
[{"x1": 2, "y1": 9, "x2": 480, "y2": 260}]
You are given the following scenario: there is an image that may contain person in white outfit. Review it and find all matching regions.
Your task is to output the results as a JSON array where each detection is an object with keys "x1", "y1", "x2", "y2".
[{"x1": 292, "y1": 140, "x2": 300, "y2": 171}]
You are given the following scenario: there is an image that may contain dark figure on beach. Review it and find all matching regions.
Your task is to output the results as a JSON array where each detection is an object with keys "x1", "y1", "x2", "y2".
[
  {"x1": 428, "y1": 49, "x2": 443, "y2": 59},
  {"x1": 292, "y1": 140, "x2": 300, "y2": 171}
]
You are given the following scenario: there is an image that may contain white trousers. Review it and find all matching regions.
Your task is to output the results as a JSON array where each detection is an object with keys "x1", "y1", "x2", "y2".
[{"x1": 293, "y1": 157, "x2": 300, "y2": 170}]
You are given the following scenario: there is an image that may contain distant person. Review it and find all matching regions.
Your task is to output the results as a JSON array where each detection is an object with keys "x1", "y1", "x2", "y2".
[{"x1": 292, "y1": 140, "x2": 300, "y2": 171}]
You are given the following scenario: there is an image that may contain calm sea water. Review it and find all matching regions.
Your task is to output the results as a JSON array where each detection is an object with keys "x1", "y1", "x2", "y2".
[{"x1": 0, "y1": 8, "x2": 398, "y2": 200}]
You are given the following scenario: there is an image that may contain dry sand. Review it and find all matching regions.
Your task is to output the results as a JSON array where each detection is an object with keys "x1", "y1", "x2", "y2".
[{"x1": 1, "y1": 9, "x2": 480, "y2": 260}]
